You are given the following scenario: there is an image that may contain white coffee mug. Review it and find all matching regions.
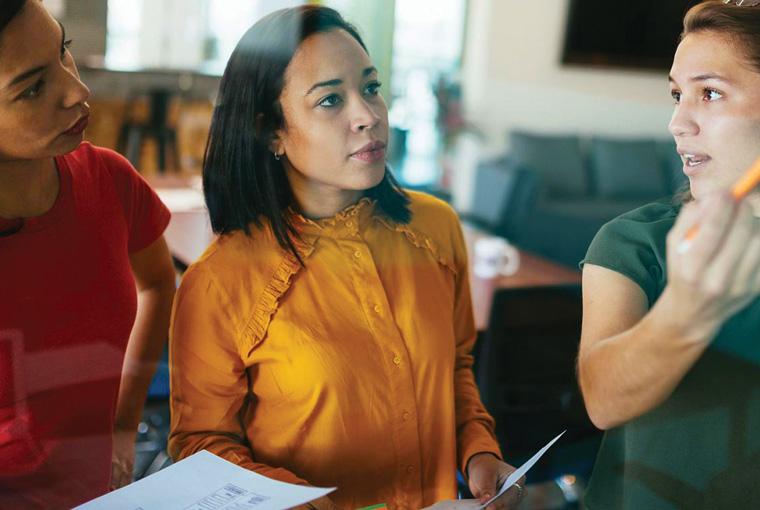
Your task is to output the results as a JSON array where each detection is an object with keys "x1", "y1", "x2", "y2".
[{"x1": 473, "y1": 236, "x2": 521, "y2": 278}]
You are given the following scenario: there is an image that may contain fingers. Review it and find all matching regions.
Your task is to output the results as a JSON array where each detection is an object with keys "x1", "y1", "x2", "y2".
[
  {"x1": 468, "y1": 471, "x2": 497, "y2": 503},
  {"x1": 667, "y1": 200, "x2": 703, "y2": 263},
  {"x1": 669, "y1": 194, "x2": 737, "y2": 278},
  {"x1": 484, "y1": 484, "x2": 525, "y2": 510},
  {"x1": 730, "y1": 216, "x2": 760, "y2": 295},
  {"x1": 109, "y1": 457, "x2": 134, "y2": 490},
  {"x1": 702, "y1": 200, "x2": 754, "y2": 293},
  {"x1": 484, "y1": 474, "x2": 526, "y2": 510}
]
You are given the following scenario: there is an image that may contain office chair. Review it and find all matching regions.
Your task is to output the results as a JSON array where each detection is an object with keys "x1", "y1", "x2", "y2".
[
  {"x1": 464, "y1": 157, "x2": 538, "y2": 240},
  {"x1": 476, "y1": 284, "x2": 602, "y2": 488}
]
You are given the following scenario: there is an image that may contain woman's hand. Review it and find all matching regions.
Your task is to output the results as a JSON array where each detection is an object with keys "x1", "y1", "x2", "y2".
[
  {"x1": 466, "y1": 453, "x2": 525, "y2": 510},
  {"x1": 109, "y1": 427, "x2": 136, "y2": 490},
  {"x1": 664, "y1": 193, "x2": 760, "y2": 341}
]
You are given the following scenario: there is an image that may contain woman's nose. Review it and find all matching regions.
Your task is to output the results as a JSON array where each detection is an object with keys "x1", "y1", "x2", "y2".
[
  {"x1": 60, "y1": 65, "x2": 90, "y2": 110},
  {"x1": 351, "y1": 98, "x2": 382, "y2": 132},
  {"x1": 668, "y1": 104, "x2": 699, "y2": 138}
]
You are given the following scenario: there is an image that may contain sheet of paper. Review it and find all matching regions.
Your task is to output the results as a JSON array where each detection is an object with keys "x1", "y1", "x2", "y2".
[
  {"x1": 75, "y1": 450, "x2": 335, "y2": 510},
  {"x1": 477, "y1": 430, "x2": 566, "y2": 509}
]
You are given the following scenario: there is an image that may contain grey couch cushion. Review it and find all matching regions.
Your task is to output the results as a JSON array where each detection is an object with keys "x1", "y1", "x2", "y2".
[
  {"x1": 510, "y1": 132, "x2": 588, "y2": 198},
  {"x1": 590, "y1": 138, "x2": 667, "y2": 199}
]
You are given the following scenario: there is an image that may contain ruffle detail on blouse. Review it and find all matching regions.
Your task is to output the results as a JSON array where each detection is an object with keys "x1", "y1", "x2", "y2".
[
  {"x1": 384, "y1": 221, "x2": 458, "y2": 277},
  {"x1": 291, "y1": 197, "x2": 375, "y2": 230},
  {"x1": 242, "y1": 245, "x2": 313, "y2": 355}
]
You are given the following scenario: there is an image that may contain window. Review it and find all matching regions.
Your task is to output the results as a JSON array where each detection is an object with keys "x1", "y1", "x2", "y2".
[{"x1": 105, "y1": 0, "x2": 302, "y2": 74}]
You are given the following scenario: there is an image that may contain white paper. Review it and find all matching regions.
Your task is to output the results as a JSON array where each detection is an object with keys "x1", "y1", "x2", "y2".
[
  {"x1": 75, "y1": 450, "x2": 335, "y2": 510},
  {"x1": 477, "y1": 430, "x2": 566, "y2": 509}
]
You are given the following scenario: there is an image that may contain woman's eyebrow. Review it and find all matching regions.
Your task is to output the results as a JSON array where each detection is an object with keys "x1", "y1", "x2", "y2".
[
  {"x1": 669, "y1": 72, "x2": 732, "y2": 85},
  {"x1": 304, "y1": 66, "x2": 378, "y2": 96}
]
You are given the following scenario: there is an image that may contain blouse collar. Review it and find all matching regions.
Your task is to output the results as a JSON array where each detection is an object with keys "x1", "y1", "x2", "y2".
[{"x1": 290, "y1": 197, "x2": 376, "y2": 239}]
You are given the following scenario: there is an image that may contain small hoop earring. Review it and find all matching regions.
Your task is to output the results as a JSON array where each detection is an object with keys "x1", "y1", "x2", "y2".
[{"x1": 274, "y1": 152, "x2": 281, "y2": 161}]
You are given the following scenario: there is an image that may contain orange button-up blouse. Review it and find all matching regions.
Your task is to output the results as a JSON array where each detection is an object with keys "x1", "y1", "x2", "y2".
[{"x1": 168, "y1": 191, "x2": 501, "y2": 509}]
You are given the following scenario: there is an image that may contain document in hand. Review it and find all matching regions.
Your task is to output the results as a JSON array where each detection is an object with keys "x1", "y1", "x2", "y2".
[
  {"x1": 477, "y1": 430, "x2": 566, "y2": 509},
  {"x1": 74, "y1": 450, "x2": 335, "y2": 510}
]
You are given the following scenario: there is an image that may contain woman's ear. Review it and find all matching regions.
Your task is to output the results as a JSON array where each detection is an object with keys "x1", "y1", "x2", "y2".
[
  {"x1": 269, "y1": 137, "x2": 284, "y2": 158},
  {"x1": 256, "y1": 113, "x2": 284, "y2": 156}
]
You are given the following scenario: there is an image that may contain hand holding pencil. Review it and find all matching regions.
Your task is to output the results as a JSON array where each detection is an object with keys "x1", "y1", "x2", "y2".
[
  {"x1": 662, "y1": 155, "x2": 760, "y2": 342},
  {"x1": 678, "y1": 154, "x2": 760, "y2": 253}
]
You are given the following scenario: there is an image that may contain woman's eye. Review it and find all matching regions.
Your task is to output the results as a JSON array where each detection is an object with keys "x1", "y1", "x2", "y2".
[
  {"x1": 20, "y1": 80, "x2": 45, "y2": 100},
  {"x1": 670, "y1": 90, "x2": 681, "y2": 104},
  {"x1": 318, "y1": 94, "x2": 342, "y2": 108},
  {"x1": 703, "y1": 88, "x2": 722, "y2": 101},
  {"x1": 364, "y1": 81, "x2": 382, "y2": 96}
]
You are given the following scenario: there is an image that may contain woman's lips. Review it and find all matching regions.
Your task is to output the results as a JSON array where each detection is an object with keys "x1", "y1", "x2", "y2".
[
  {"x1": 351, "y1": 146, "x2": 386, "y2": 163},
  {"x1": 679, "y1": 151, "x2": 711, "y2": 176},
  {"x1": 350, "y1": 141, "x2": 386, "y2": 163},
  {"x1": 62, "y1": 115, "x2": 89, "y2": 136}
]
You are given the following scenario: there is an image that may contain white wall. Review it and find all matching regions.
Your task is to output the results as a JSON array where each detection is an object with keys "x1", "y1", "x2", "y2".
[
  {"x1": 462, "y1": 0, "x2": 677, "y2": 153},
  {"x1": 325, "y1": 0, "x2": 396, "y2": 97},
  {"x1": 451, "y1": 0, "x2": 679, "y2": 212}
]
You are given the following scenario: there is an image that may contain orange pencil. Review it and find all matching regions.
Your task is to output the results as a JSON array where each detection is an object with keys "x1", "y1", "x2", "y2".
[{"x1": 678, "y1": 154, "x2": 760, "y2": 253}]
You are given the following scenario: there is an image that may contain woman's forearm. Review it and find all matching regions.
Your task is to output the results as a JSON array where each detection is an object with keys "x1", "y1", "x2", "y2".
[
  {"x1": 115, "y1": 282, "x2": 175, "y2": 431},
  {"x1": 578, "y1": 287, "x2": 716, "y2": 430}
]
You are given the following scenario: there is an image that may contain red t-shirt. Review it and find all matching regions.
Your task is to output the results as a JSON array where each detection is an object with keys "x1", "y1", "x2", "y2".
[{"x1": 0, "y1": 143, "x2": 170, "y2": 508}]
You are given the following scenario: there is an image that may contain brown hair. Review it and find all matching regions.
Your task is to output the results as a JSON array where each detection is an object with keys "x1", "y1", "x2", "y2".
[{"x1": 682, "y1": 1, "x2": 760, "y2": 71}]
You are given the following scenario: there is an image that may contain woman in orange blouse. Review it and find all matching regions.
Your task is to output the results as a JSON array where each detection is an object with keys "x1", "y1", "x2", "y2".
[{"x1": 168, "y1": 6, "x2": 522, "y2": 509}]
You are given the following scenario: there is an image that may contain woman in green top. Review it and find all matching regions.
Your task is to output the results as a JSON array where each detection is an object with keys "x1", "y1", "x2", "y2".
[{"x1": 578, "y1": 2, "x2": 760, "y2": 509}]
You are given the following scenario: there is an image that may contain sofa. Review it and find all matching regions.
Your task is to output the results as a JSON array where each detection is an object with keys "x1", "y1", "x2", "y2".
[{"x1": 469, "y1": 131, "x2": 687, "y2": 268}]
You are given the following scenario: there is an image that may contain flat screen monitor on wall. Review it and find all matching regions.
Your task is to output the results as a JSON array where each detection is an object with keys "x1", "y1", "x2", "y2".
[{"x1": 562, "y1": 0, "x2": 700, "y2": 71}]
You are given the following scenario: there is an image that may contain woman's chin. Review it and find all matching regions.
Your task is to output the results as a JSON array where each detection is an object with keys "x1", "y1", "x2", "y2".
[{"x1": 354, "y1": 164, "x2": 387, "y2": 191}]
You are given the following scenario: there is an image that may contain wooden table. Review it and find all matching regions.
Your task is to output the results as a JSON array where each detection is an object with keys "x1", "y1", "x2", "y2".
[
  {"x1": 152, "y1": 181, "x2": 581, "y2": 331},
  {"x1": 462, "y1": 226, "x2": 581, "y2": 330}
]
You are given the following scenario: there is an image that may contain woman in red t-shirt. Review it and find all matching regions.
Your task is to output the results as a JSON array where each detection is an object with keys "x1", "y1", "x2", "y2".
[{"x1": 0, "y1": 1, "x2": 176, "y2": 508}]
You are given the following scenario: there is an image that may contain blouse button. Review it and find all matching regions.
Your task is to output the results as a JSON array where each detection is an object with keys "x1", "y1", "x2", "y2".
[
  {"x1": 373, "y1": 304, "x2": 382, "y2": 314},
  {"x1": 346, "y1": 220, "x2": 354, "y2": 228},
  {"x1": 353, "y1": 250, "x2": 361, "y2": 259},
  {"x1": 402, "y1": 411, "x2": 410, "y2": 421},
  {"x1": 393, "y1": 355, "x2": 402, "y2": 366},
  {"x1": 406, "y1": 465, "x2": 414, "y2": 473}
]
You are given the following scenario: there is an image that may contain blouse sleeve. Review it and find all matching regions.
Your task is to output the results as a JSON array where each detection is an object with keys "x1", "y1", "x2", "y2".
[
  {"x1": 581, "y1": 204, "x2": 674, "y2": 308},
  {"x1": 168, "y1": 264, "x2": 308, "y2": 485},
  {"x1": 448, "y1": 210, "x2": 503, "y2": 475}
]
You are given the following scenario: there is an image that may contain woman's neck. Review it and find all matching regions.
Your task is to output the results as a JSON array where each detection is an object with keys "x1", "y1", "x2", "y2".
[
  {"x1": 286, "y1": 168, "x2": 364, "y2": 220},
  {"x1": 0, "y1": 157, "x2": 59, "y2": 219}
]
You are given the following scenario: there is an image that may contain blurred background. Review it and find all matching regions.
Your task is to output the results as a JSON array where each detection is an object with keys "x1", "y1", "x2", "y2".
[
  {"x1": 47, "y1": 1, "x2": 700, "y2": 507},
  {"x1": 53, "y1": 0, "x2": 698, "y2": 269}
]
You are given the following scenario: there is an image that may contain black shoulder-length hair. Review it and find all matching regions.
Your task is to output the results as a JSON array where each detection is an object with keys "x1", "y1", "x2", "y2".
[{"x1": 203, "y1": 4, "x2": 410, "y2": 260}]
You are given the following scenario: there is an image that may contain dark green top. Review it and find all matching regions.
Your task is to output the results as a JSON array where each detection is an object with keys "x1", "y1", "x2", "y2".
[{"x1": 581, "y1": 199, "x2": 760, "y2": 510}]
